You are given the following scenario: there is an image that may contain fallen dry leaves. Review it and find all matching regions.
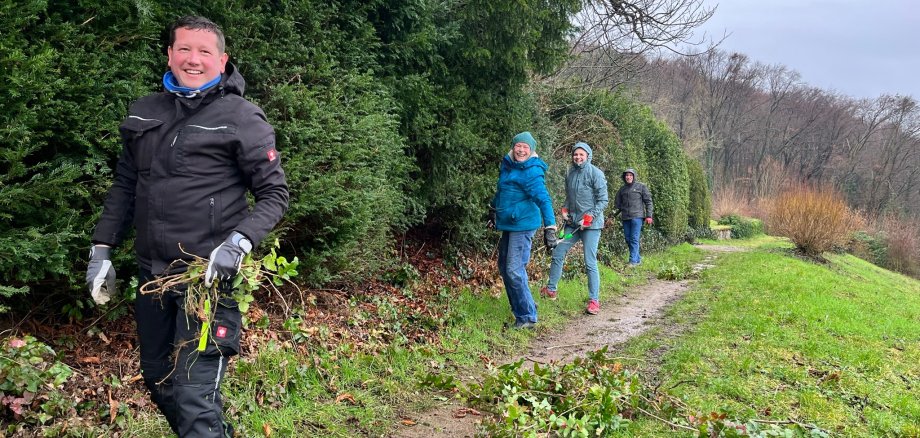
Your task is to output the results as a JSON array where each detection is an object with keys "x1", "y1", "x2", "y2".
[
  {"x1": 453, "y1": 407, "x2": 481, "y2": 418},
  {"x1": 335, "y1": 392, "x2": 357, "y2": 405}
]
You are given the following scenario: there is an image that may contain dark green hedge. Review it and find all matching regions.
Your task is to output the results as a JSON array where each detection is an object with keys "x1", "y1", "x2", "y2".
[
  {"x1": 687, "y1": 158, "x2": 712, "y2": 229},
  {"x1": 2, "y1": 0, "x2": 702, "y2": 310},
  {"x1": 540, "y1": 87, "x2": 690, "y2": 240},
  {"x1": 0, "y1": 0, "x2": 583, "y2": 304}
]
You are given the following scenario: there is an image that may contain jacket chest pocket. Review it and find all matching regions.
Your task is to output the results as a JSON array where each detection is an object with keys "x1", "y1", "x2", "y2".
[
  {"x1": 172, "y1": 124, "x2": 238, "y2": 175},
  {"x1": 576, "y1": 177, "x2": 592, "y2": 194},
  {"x1": 120, "y1": 116, "x2": 165, "y2": 173}
]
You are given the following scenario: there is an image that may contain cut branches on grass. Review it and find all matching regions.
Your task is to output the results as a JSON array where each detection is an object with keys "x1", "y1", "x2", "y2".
[{"x1": 422, "y1": 347, "x2": 828, "y2": 437}]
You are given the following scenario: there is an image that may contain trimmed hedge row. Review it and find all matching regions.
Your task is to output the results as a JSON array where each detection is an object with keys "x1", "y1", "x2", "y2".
[
  {"x1": 540, "y1": 87, "x2": 692, "y2": 241},
  {"x1": 1, "y1": 1, "x2": 708, "y2": 308},
  {"x1": 0, "y1": 1, "x2": 583, "y2": 302},
  {"x1": 687, "y1": 158, "x2": 712, "y2": 229}
]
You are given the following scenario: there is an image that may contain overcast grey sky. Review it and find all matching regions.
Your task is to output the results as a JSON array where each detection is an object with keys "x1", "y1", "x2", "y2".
[{"x1": 692, "y1": 0, "x2": 920, "y2": 99}]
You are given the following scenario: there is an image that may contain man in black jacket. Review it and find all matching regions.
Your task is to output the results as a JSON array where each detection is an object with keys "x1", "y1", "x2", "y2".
[
  {"x1": 85, "y1": 16, "x2": 288, "y2": 437},
  {"x1": 613, "y1": 168, "x2": 653, "y2": 265}
]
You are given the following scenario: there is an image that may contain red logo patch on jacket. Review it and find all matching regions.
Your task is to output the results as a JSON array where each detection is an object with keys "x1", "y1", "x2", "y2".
[
  {"x1": 216, "y1": 326, "x2": 228, "y2": 338},
  {"x1": 267, "y1": 148, "x2": 278, "y2": 161}
]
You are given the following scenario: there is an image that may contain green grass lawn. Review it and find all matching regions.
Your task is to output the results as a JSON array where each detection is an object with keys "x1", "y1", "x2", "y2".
[{"x1": 618, "y1": 238, "x2": 920, "y2": 436}]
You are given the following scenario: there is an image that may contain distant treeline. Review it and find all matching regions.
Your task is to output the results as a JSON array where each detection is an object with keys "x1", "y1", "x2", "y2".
[
  {"x1": 632, "y1": 50, "x2": 920, "y2": 218},
  {"x1": 1, "y1": 1, "x2": 707, "y2": 306}
]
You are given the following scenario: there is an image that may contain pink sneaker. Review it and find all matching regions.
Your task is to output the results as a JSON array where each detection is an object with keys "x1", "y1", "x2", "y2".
[
  {"x1": 586, "y1": 299, "x2": 600, "y2": 315},
  {"x1": 540, "y1": 286, "x2": 557, "y2": 300}
]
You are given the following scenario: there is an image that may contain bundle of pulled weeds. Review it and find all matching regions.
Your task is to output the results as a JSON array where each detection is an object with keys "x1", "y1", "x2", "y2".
[{"x1": 138, "y1": 248, "x2": 299, "y2": 322}]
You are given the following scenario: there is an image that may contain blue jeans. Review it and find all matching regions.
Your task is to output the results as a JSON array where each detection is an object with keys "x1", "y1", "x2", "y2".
[
  {"x1": 546, "y1": 227, "x2": 601, "y2": 301},
  {"x1": 498, "y1": 230, "x2": 537, "y2": 324},
  {"x1": 622, "y1": 218, "x2": 644, "y2": 264}
]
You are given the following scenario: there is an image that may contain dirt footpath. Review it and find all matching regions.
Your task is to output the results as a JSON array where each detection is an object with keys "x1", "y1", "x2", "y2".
[
  {"x1": 522, "y1": 278, "x2": 689, "y2": 365},
  {"x1": 395, "y1": 245, "x2": 738, "y2": 437}
]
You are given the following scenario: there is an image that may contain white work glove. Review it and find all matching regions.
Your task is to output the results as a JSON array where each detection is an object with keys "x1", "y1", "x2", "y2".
[
  {"x1": 205, "y1": 231, "x2": 252, "y2": 287},
  {"x1": 86, "y1": 245, "x2": 116, "y2": 305}
]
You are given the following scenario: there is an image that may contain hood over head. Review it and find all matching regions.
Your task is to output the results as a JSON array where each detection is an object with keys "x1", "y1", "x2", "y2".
[
  {"x1": 622, "y1": 168, "x2": 637, "y2": 184},
  {"x1": 572, "y1": 141, "x2": 593, "y2": 167},
  {"x1": 219, "y1": 62, "x2": 245, "y2": 97}
]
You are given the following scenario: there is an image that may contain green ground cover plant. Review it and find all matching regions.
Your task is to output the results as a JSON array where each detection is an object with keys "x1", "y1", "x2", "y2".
[
  {"x1": 419, "y1": 243, "x2": 831, "y2": 437},
  {"x1": 616, "y1": 237, "x2": 920, "y2": 436},
  {"x1": 0, "y1": 336, "x2": 73, "y2": 432}
]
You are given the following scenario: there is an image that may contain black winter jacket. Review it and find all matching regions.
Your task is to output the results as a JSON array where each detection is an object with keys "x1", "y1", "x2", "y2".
[
  {"x1": 613, "y1": 168, "x2": 653, "y2": 221},
  {"x1": 92, "y1": 63, "x2": 289, "y2": 274}
]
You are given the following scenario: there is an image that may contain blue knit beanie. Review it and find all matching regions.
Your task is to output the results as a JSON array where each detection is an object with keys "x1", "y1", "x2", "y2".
[{"x1": 511, "y1": 131, "x2": 537, "y2": 151}]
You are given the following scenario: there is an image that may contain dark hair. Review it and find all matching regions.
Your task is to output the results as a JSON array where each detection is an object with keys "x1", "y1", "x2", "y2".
[{"x1": 169, "y1": 16, "x2": 226, "y2": 53}]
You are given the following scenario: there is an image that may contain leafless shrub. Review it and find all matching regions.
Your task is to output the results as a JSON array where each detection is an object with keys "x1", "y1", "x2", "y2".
[
  {"x1": 712, "y1": 188, "x2": 754, "y2": 219},
  {"x1": 879, "y1": 214, "x2": 920, "y2": 277},
  {"x1": 766, "y1": 186, "x2": 861, "y2": 256}
]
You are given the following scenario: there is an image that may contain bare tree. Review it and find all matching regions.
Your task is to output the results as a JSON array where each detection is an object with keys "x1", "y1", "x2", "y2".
[
  {"x1": 549, "y1": 0, "x2": 717, "y2": 88},
  {"x1": 689, "y1": 51, "x2": 762, "y2": 191},
  {"x1": 554, "y1": 5, "x2": 920, "y2": 219},
  {"x1": 863, "y1": 97, "x2": 920, "y2": 213}
]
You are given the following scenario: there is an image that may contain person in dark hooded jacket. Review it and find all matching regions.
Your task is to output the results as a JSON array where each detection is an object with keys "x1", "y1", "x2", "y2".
[
  {"x1": 85, "y1": 16, "x2": 288, "y2": 437},
  {"x1": 613, "y1": 168, "x2": 653, "y2": 265},
  {"x1": 491, "y1": 131, "x2": 557, "y2": 329},
  {"x1": 540, "y1": 142, "x2": 608, "y2": 315}
]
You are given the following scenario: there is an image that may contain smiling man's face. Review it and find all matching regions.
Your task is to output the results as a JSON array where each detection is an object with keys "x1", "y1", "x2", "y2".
[
  {"x1": 167, "y1": 27, "x2": 228, "y2": 89},
  {"x1": 573, "y1": 148, "x2": 588, "y2": 165}
]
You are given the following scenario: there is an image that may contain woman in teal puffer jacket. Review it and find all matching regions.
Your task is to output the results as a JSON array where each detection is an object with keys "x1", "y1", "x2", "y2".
[
  {"x1": 491, "y1": 131, "x2": 557, "y2": 329},
  {"x1": 539, "y1": 142, "x2": 608, "y2": 315}
]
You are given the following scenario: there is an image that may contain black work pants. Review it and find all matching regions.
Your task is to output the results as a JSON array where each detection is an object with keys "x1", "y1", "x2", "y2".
[{"x1": 136, "y1": 270, "x2": 242, "y2": 437}]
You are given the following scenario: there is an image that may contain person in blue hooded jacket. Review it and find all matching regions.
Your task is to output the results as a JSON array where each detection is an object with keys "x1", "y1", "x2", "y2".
[
  {"x1": 539, "y1": 142, "x2": 608, "y2": 315},
  {"x1": 490, "y1": 132, "x2": 557, "y2": 329}
]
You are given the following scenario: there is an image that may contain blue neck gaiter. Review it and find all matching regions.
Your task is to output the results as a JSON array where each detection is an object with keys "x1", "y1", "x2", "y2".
[{"x1": 162, "y1": 71, "x2": 222, "y2": 98}]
